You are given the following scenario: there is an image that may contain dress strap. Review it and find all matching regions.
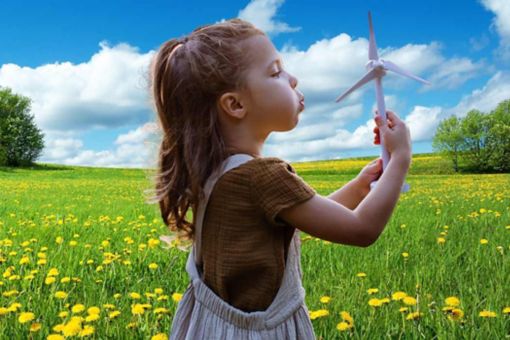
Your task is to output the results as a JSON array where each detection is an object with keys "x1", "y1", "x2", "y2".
[{"x1": 186, "y1": 153, "x2": 255, "y2": 280}]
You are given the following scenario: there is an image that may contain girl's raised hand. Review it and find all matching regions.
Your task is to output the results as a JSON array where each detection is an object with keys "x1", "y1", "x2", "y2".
[{"x1": 372, "y1": 109, "x2": 411, "y2": 161}]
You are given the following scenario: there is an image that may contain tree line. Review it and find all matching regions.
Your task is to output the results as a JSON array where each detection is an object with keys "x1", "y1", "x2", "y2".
[{"x1": 432, "y1": 98, "x2": 510, "y2": 173}]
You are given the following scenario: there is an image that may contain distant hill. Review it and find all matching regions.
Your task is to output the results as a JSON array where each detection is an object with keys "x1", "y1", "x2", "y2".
[{"x1": 0, "y1": 152, "x2": 458, "y2": 177}]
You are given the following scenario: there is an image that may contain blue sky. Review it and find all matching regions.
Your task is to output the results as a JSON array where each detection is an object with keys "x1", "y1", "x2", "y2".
[{"x1": 1, "y1": 0, "x2": 509, "y2": 167}]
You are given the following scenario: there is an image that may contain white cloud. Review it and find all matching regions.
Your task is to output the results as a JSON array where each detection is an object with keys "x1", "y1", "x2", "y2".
[
  {"x1": 404, "y1": 106, "x2": 442, "y2": 141},
  {"x1": 238, "y1": 0, "x2": 300, "y2": 35},
  {"x1": 480, "y1": 0, "x2": 510, "y2": 60},
  {"x1": 42, "y1": 136, "x2": 83, "y2": 161},
  {"x1": 39, "y1": 122, "x2": 160, "y2": 169},
  {"x1": 447, "y1": 71, "x2": 510, "y2": 117},
  {"x1": 0, "y1": 41, "x2": 155, "y2": 132},
  {"x1": 421, "y1": 57, "x2": 486, "y2": 91}
]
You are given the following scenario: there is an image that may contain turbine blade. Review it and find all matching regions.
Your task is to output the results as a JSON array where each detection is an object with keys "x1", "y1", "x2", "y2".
[
  {"x1": 382, "y1": 60, "x2": 431, "y2": 85},
  {"x1": 368, "y1": 11, "x2": 379, "y2": 60},
  {"x1": 335, "y1": 69, "x2": 378, "y2": 102}
]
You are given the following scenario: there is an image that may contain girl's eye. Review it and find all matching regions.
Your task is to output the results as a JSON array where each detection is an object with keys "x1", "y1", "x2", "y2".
[{"x1": 272, "y1": 70, "x2": 282, "y2": 78}]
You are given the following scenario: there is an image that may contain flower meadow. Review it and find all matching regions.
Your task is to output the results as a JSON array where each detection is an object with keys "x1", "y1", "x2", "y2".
[{"x1": 0, "y1": 154, "x2": 508, "y2": 339}]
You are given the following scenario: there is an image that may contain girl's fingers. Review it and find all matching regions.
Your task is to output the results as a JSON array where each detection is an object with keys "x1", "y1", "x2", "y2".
[
  {"x1": 374, "y1": 109, "x2": 400, "y2": 126},
  {"x1": 386, "y1": 110, "x2": 403, "y2": 126}
]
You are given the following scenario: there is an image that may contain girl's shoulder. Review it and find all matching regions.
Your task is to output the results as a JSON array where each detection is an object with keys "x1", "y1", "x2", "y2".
[
  {"x1": 248, "y1": 157, "x2": 315, "y2": 227},
  {"x1": 249, "y1": 157, "x2": 298, "y2": 177}
]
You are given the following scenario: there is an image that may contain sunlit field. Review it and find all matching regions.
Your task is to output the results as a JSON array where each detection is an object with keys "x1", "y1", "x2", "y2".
[{"x1": 0, "y1": 153, "x2": 508, "y2": 339}]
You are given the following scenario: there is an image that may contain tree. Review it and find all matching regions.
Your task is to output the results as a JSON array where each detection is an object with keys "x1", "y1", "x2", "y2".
[
  {"x1": 432, "y1": 115, "x2": 463, "y2": 172},
  {"x1": 432, "y1": 99, "x2": 510, "y2": 173},
  {"x1": 487, "y1": 100, "x2": 510, "y2": 171},
  {"x1": 460, "y1": 109, "x2": 492, "y2": 172},
  {"x1": 0, "y1": 87, "x2": 45, "y2": 167}
]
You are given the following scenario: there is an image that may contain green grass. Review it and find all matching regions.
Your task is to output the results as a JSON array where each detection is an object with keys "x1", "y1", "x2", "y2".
[{"x1": 0, "y1": 153, "x2": 509, "y2": 339}]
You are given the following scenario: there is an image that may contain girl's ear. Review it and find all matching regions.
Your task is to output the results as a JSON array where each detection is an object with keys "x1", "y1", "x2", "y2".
[{"x1": 218, "y1": 92, "x2": 247, "y2": 119}]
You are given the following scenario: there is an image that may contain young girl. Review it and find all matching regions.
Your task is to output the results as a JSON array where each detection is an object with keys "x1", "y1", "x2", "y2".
[{"x1": 148, "y1": 18, "x2": 411, "y2": 339}]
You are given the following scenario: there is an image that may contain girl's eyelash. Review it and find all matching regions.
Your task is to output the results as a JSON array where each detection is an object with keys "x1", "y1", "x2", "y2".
[{"x1": 272, "y1": 70, "x2": 282, "y2": 77}]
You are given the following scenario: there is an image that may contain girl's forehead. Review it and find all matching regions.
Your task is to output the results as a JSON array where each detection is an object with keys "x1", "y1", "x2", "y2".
[{"x1": 243, "y1": 35, "x2": 279, "y2": 69}]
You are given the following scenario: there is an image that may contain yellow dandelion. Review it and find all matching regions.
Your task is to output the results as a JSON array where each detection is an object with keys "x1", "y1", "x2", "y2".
[
  {"x1": 340, "y1": 311, "x2": 354, "y2": 325},
  {"x1": 108, "y1": 310, "x2": 121, "y2": 319},
  {"x1": 87, "y1": 306, "x2": 100, "y2": 315},
  {"x1": 131, "y1": 304, "x2": 145, "y2": 315},
  {"x1": 18, "y1": 312, "x2": 35, "y2": 323},
  {"x1": 129, "y1": 292, "x2": 141, "y2": 299},
  {"x1": 71, "y1": 304, "x2": 85, "y2": 314},
  {"x1": 78, "y1": 325, "x2": 95, "y2": 337},
  {"x1": 336, "y1": 321, "x2": 352, "y2": 331},
  {"x1": 103, "y1": 304, "x2": 116, "y2": 310},
  {"x1": 368, "y1": 298, "x2": 383, "y2": 307},
  {"x1": 54, "y1": 291, "x2": 68, "y2": 299},
  {"x1": 447, "y1": 308, "x2": 464, "y2": 321},
  {"x1": 309, "y1": 309, "x2": 329, "y2": 320},
  {"x1": 401, "y1": 252, "x2": 409, "y2": 258},
  {"x1": 356, "y1": 272, "x2": 367, "y2": 278},
  {"x1": 392, "y1": 291, "x2": 407, "y2": 301},
  {"x1": 154, "y1": 288, "x2": 164, "y2": 295},
  {"x1": 69, "y1": 240, "x2": 78, "y2": 247},
  {"x1": 114, "y1": 293, "x2": 122, "y2": 299},
  {"x1": 445, "y1": 296, "x2": 460, "y2": 307},
  {"x1": 172, "y1": 293, "x2": 183, "y2": 302},
  {"x1": 479, "y1": 310, "x2": 497, "y2": 318},
  {"x1": 437, "y1": 237, "x2": 446, "y2": 244},
  {"x1": 402, "y1": 296, "x2": 417, "y2": 306},
  {"x1": 126, "y1": 322, "x2": 137, "y2": 329},
  {"x1": 62, "y1": 317, "x2": 82, "y2": 336},
  {"x1": 503, "y1": 307, "x2": 510, "y2": 314},
  {"x1": 480, "y1": 239, "x2": 489, "y2": 245},
  {"x1": 148, "y1": 263, "x2": 158, "y2": 270},
  {"x1": 29, "y1": 322, "x2": 42, "y2": 332},
  {"x1": 399, "y1": 307, "x2": 409, "y2": 313},
  {"x1": 406, "y1": 312, "x2": 423, "y2": 320},
  {"x1": 367, "y1": 288, "x2": 379, "y2": 295},
  {"x1": 0, "y1": 307, "x2": 10, "y2": 315},
  {"x1": 56, "y1": 236, "x2": 64, "y2": 244},
  {"x1": 47, "y1": 335, "x2": 65, "y2": 340},
  {"x1": 319, "y1": 296, "x2": 331, "y2": 303},
  {"x1": 85, "y1": 313, "x2": 100, "y2": 322},
  {"x1": 154, "y1": 307, "x2": 170, "y2": 314},
  {"x1": 45, "y1": 276, "x2": 56, "y2": 285},
  {"x1": 59, "y1": 311, "x2": 69, "y2": 318},
  {"x1": 380, "y1": 298, "x2": 390, "y2": 304},
  {"x1": 19, "y1": 256, "x2": 30, "y2": 265},
  {"x1": 152, "y1": 333, "x2": 167, "y2": 340}
]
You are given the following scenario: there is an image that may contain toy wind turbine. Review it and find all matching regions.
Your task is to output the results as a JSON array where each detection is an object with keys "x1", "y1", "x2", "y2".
[{"x1": 335, "y1": 11, "x2": 431, "y2": 193}]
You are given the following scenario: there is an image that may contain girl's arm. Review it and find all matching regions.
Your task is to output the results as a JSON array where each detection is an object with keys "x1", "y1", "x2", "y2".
[
  {"x1": 327, "y1": 179, "x2": 366, "y2": 210},
  {"x1": 278, "y1": 154, "x2": 410, "y2": 247},
  {"x1": 327, "y1": 158, "x2": 382, "y2": 209}
]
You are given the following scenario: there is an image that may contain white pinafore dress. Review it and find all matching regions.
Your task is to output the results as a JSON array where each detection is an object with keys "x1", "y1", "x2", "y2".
[{"x1": 169, "y1": 153, "x2": 316, "y2": 339}]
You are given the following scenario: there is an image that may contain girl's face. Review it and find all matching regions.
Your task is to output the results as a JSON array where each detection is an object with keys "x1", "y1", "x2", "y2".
[{"x1": 240, "y1": 34, "x2": 304, "y2": 134}]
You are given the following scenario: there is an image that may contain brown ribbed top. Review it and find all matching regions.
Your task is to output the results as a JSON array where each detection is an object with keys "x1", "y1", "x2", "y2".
[{"x1": 200, "y1": 157, "x2": 316, "y2": 312}]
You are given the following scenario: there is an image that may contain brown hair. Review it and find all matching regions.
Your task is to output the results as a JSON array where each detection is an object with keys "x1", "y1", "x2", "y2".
[{"x1": 145, "y1": 18, "x2": 264, "y2": 242}]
